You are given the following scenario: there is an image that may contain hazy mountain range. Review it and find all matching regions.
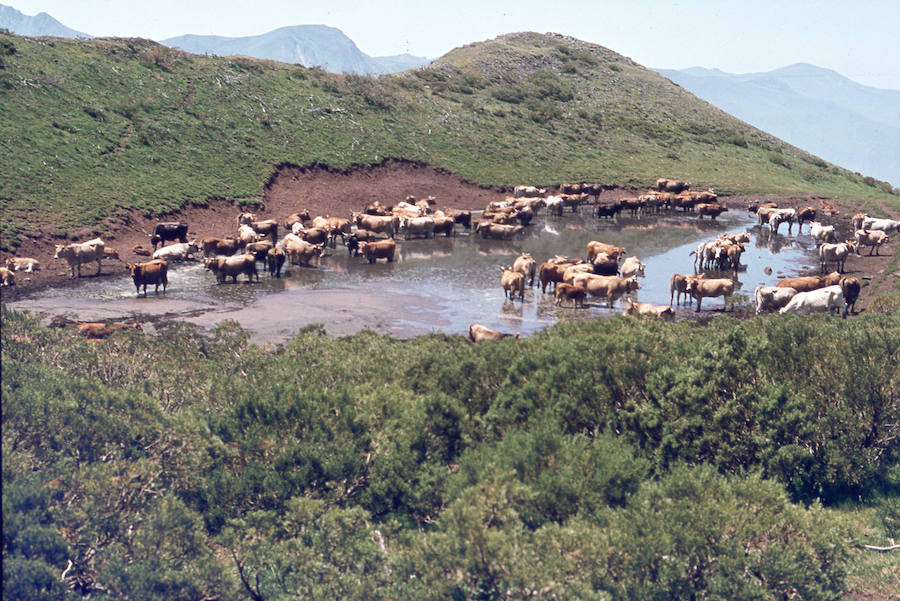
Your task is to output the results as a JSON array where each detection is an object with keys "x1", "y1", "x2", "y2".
[
  {"x1": 657, "y1": 64, "x2": 900, "y2": 186},
  {"x1": 160, "y1": 25, "x2": 429, "y2": 75},
  {"x1": 2, "y1": 2, "x2": 896, "y2": 185}
]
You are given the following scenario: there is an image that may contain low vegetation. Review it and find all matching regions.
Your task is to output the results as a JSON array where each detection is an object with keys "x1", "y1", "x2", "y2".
[
  {"x1": 1, "y1": 31, "x2": 895, "y2": 249},
  {"x1": 3, "y1": 306, "x2": 898, "y2": 599}
]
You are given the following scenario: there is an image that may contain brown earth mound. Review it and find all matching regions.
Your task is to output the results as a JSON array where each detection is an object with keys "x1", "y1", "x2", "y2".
[{"x1": 1, "y1": 158, "x2": 896, "y2": 313}]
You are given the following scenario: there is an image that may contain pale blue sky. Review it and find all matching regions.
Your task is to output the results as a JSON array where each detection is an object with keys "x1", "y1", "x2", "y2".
[{"x1": 8, "y1": 0, "x2": 900, "y2": 89}]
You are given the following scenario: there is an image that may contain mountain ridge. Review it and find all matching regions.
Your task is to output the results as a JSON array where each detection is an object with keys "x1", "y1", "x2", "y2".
[{"x1": 0, "y1": 3, "x2": 90, "y2": 38}]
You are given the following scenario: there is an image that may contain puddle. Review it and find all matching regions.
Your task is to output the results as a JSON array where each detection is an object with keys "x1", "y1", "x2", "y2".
[{"x1": 8, "y1": 209, "x2": 818, "y2": 343}]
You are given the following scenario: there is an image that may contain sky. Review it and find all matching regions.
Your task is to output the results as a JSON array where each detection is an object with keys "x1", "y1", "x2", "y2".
[{"x1": 7, "y1": 0, "x2": 900, "y2": 90}]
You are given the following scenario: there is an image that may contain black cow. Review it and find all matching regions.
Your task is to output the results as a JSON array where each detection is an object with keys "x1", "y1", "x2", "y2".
[{"x1": 150, "y1": 222, "x2": 189, "y2": 250}]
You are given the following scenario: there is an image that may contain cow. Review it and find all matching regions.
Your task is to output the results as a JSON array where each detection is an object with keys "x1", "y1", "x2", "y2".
[
  {"x1": 399, "y1": 216, "x2": 436, "y2": 240},
  {"x1": 200, "y1": 237, "x2": 240, "y2": 257},
  {"x1": 855, "y1": 229, "x2": 890, "y2": 255},
  {"x1": 132, "y1": 245, "x2": 152, "y2": 257},
  {"x1": 562, "y1": 263, "x2": 596, "y2": 283},
  {"x1": 443, "y1": 208, "x2": 472, "y2": 230},
  {"x1": 514, "y1": 185, "x2": 546, "y2": 198},
  {"x1": 545, "y1": 195, "x2": 564, "y2": 216},
  {"x1": 776, "y1": 271, "x2": 843, "y2": 293},
  {"x1": 103, "y1": 247, "x2": 121, "y2": 262},
  {"x1": 204, "y1": 254, "x2": 259, "y2": 283},
  {"x1": 819, "y1": 241, "x2": 854, "y2": 273},
  {"x1": 780, "y1": 285, "x2": 847, "y2": 317},
  {"x1": 300, "y1": 227, "x2": 330, "y2": 246},
  {"x1": 128, "y1": 259, "x2": 168, "y2": 296},
  {"x1": 250, "y1": 219, "x2": 279, "y2": 243},
  {"x1": 538, "y1": 260, "x2": 581, "y2": 293},
  {"x1": 5, "y1": 257, "x2": 40, "y2": 272},
  {"x1": 586, "y1": 241, "x2": 625, "y2": 263},
  {"x1": 359, "y1": 239, "x2": 396, "y2": 264},
  {"x1": 311, "y1": 216, "x2": 352, "y2": 246},
  {"x1": 619, "y1": 256, "x2": 645, "y2": 278},
  {"x1": 0, "y1": 267, "x2": 14, "y2": 286},
  {"x1": 500, "y1": 266, "x2": 525, "y2": 301},
  {"x1": 513, "y1": 253, "x2": 537, "y2": 286},
  {"x1": 669, "y1": 273, "x2": 705, "y2": 306},
  {"x1": 571, "y1": 273, "x2": 640, "y2": 308},
  {"x1": 54, "y1": 238, "x2": 104, "y2": 278},
  {"x1": 266, "y1": 246, "x2": 285, "y2": 277},
  {"x1": 283, "y1": 210, "x2": 311, "y2": 229},
  {"x1": 857, "y1": 216, "x2": 900, "y2": 234},
  {"x1": 685, "y1": 277, "x2": 735, "y2": 312},
  {"x1": 353, "y1": 212, "x2": 398, "y2": 238},
  {"x1": 696, "y1": 202, "x2": 727, "y2": 219},
  {"x1": 656, "y1": 179, "x2": 690, "y2": 194},
  {"x1": 796, "y1": 206, "x2": 817, "y2": 232},
  {"x1": 152, "y1": 241, "x2": 199, "y2": 262},
  {"x1": 478, "y1": 223, "x2": 524, "y2": 240},
  {"x1": 238, "y1": 224, "x2": 260, "y2": 249},
  {"x1": 594, "y1": 201, "x2": 623, "y2": 219},
  {"x1": 754, "y1": 285, "x2": 799, "y2": 314},
  {"x1": 150, "y1": 222, "x2": 189, "y2": 250},
  {"x1": 554, "y1": 282, "x2": 587, "y2": 307},
  {"x1": 468, "y1": 323, "x2": 520, "y2": 342},
  {"x1": 363, "y1": 201, "x2": 391, "y2": 216},
  {"x1": 624, "y1": 301, "x2": 675, "y2": 321},
  {"x1": 433, "y1": 215, "x2": 457, "y2": 237},
  {"x1": 236, "y1": 211, "x2": 256, "y2": 226},
  {"x1": 768, "y1": 209, "x2": 796, "y2": 235},
  {"x1": 809, "y1": 222, "x2": 837, "y2": 245},
  {"x1": 283, "y1": 234, "x2": 325, "y2": 267},
  {"x1": 76, "y1": 321, "x2": 143, "y2": 339},
  {"x1": 244, "y1": 240, "x2": 274, "y2": 263},
  {"x1": 835, "y1": 276, "x2": 862, "y2": 314}
]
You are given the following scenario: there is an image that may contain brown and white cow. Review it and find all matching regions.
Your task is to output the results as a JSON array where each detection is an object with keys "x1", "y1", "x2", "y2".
[
  {"x1": 855, "y1": 229, "x2": 889, "y2": 256},
  {"x1": 0, "y1": 266, "x2": 14, "y2": 286},
  {"x1": 5, "y1": 257, "x2": 40, "y2": 273}
]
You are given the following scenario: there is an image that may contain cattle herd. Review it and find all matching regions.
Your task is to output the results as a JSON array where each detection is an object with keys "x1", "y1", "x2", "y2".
[{"x1": 3, "y1": 177, "x2": 897, "y2": 341}]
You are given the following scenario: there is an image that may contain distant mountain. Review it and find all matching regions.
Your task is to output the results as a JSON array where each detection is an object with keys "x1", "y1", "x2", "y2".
[
  {"x1": 0, "y1": 3, "x2": 90, "y2": 38},
  {"x1": 161, "y1": 25, "x2": 429, "y2": 75},
  {"x1": 657, "y1": 63, "x2": 900, "y2": 186}
]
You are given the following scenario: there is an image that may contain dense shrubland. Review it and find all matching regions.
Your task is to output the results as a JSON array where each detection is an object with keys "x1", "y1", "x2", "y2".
[{"x1": 3, "y1": 305, "x2": 898, "y2": 599}]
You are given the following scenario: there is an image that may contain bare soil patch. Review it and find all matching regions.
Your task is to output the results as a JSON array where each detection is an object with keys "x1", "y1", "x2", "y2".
[{"x1": 2, "y1": 159, "x2": 896, "y2": 315}]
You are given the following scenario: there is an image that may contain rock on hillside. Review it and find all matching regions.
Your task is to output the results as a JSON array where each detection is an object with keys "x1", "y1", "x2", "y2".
[
  {"x1": 0, "y1": 3, "x2": 91, "y2": 38},
  {"x1": 161, "y1": 24, "x2": 428, "y2": 75}
]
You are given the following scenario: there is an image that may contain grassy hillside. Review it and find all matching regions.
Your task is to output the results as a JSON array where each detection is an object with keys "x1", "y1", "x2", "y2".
[{"x1": 0, "y1": 31, "x2": 894, "y2": 249}]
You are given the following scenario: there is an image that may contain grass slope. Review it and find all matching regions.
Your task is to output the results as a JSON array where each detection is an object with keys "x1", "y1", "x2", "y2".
[{"x1": 0, "y1": 31, "x2": 893, "y2": 249}]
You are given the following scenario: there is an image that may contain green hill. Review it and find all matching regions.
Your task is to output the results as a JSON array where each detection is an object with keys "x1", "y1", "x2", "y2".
[{"x1": 0, "y1": 31, "x2": 893, "y2": 249}]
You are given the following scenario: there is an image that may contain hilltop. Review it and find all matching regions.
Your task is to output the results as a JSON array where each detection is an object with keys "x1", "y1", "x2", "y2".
[{"x1": 0, "y1": 30, "x2": 894, "y2": 250}]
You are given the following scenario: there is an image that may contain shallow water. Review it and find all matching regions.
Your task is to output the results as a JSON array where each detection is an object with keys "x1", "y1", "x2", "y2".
[{"x1": 9, "y1": 209, "x2": 819, "y2": 343}]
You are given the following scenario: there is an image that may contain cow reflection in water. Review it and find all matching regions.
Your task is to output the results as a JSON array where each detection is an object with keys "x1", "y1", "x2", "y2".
[{"x1": 754, "y1": 227, "x2": 790, "y2": 254}]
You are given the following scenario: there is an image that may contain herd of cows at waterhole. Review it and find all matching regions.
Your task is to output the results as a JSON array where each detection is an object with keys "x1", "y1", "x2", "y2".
[{"x1": 3, "y1": 178, "x2": 897, "y2": 341}]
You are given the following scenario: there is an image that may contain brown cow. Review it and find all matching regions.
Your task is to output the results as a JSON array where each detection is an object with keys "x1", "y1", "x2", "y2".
[
  {"x1": 776, "y1": 271, "x2": 843, "y2": 292},
  {"x1": 586, "y1": 241, "x2": 625, "y2": 263},
  {"x1": 0, "y1": 266, "x2": 14, "y2": 286},
  {"x1": 204, "y1": 254, "x2": 258, "y2": 283},
  {"x1": 696, "y1": 202, "x2": 727, "y2": 219},
  {"x1": 513, "y1": 253, "x2": 537, "y2": 286},
  {"x1": 538, "y1": 261, "x2": 577, "y2": 293},
  {"x1": 128, "y1": 259, "x2": 168, "y2": 296},
  {"x1": 670, "y1": 273, "x2": 705, "y2": 306},
  {"x1": 359, "y1": 239, "x2": 396, "y2": 264},
  {"x1": 201, "y1": 237, "x2": 240, "y2": 257},
  {"x1": 5, "y1": 257, "x2": 40, "y2": 272},
  {"x1": 352, "y1": 212, "x2": 398, "y2": 238},
  {"x1": 500, "y1": 266, "x2": 525, "y2": 301},
  {"x1": 76, "y1": 321, "x2": 143, "y2": 339},
  {"x1": 571, "y1": 274, "x2": 641, "y2": 308},
  {"x1": 468, "y1": 323, "x2": 520, "y2": 342},
  {"x1": 266, "y1": 246, "x2": 285, "y2": 278},
  {"x1": 250, "y1": 219, "x2": 279, "y2": 243},
  {"x1": 685, "y1": 278, "x2": 735, "y2": 312},
  {"x1": 554, "y1": 283, "x2": 587, "y2": 307}
]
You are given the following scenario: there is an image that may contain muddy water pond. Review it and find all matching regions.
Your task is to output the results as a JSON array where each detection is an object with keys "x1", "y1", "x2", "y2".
[{"x1": 9, "y1": 210, "x2": 819, "y2": 343}]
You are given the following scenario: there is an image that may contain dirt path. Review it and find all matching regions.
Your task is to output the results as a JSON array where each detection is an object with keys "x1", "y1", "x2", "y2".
[{"x1": 2, "y1": 159, "x2": 896, "y2": 314}]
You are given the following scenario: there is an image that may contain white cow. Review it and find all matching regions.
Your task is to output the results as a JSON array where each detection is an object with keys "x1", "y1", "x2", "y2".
[
  {"x1": 818, "y1": 241, "x2": 853, "y2": 273},
  {"x1": 779, "y1": 285, "x2": 846, "y2": 317},
  {"x1": 754, "y1": 285, "x2": 798, "y2": 314},
  {"x1": 619, "y1": 256, "x2": 646, "y2": 278},
  {"x1": 859, "y1": 216, "x2": 900, "y2": 234},
  {"x1": 54, "y1": 237, "x2": 104, "y2": 278},
  {"x1": 809, "y1": 222, "x2": 836, "y2": 245},
  {"x1": 152, "y1": 241, "x2": 199, "y2": 262}
]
